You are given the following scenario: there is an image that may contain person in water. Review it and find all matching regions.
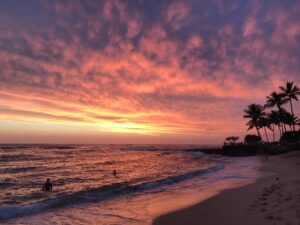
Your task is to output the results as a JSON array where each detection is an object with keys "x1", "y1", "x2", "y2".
[
  {"x1": 42, "y1": 178, "x2": 53, "y2": 192},
  {"x1": 113, "y1": 170, "x2": 118, "y2": 178}
]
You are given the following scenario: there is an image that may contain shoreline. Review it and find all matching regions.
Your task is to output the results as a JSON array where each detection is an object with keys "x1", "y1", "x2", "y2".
[{"x1": 153, "y1": 151, "x2": 300, "y2": 225}]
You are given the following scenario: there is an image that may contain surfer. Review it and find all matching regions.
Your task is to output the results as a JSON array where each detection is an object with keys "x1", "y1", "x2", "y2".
[{"x1": 42, "y1": 178, "x2": 53, "y2": 192}]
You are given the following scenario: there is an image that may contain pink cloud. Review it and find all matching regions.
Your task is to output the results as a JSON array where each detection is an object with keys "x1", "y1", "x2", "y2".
[
  {"x1": 0, "y1": 0, "x2": 299, "y2": 143},
  {"x1": 165, "y1": 1, "x2": 190, "y2": 30}
]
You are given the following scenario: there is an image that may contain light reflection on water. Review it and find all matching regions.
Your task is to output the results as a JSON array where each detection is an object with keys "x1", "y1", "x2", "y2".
[
  {"x1": 0, "y1": 144, "x2": 215, "y2": 206},
  {"x1": 0, "y1": 145, "x2": 261, "y2": 224}
]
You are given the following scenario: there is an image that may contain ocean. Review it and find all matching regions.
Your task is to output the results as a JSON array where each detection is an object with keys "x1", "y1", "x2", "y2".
[{"x1": 0, "y1": 144, "x2": 261, "y2": 224}]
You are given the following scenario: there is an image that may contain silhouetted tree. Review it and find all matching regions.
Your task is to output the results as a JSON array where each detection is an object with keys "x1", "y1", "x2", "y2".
[
  {"x1": 265, "y1": 92, "x2": 288, "y2": 134},
  {"x1": 281, "y1": 111, "x2": 299, "y2": 131},
  {"x1": 243, "y1": 82, "x2": 300, "y2": 144},
  {"x1": 280, "y1": 131, "x2": 300, "y2": 143},
  {"x1": 265, "y1": 91, "x2": 287, "y2": 110},
  {"x1": 244, "y1": 104, "x2": 265, "y2": 138},
  {"x1": 244, "y1": 134, "x2": 262, "y2": 144},
  {"x1": 296, "y1": 118, "x2": 300, "y2": 130},
  {"x1": 225, "y1": 136, "x2": 239, "y2": 145},
  {"x1": 258, "y1": 116, "x2": 272, "y2": 143},
  {"x1": 279, "y1": 81, "x2": 300, "y2": 131},
  {"x1": 268, "y1": 110, "x2": 281, "y2": 141},
  {"x1": 278, "y1": 108, "x2": 289, "y2": 132}
]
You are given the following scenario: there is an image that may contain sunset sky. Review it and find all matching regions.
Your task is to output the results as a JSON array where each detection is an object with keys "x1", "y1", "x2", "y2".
[{"x1": 0, "y1": 0, "x2": 299, "y2": 144}]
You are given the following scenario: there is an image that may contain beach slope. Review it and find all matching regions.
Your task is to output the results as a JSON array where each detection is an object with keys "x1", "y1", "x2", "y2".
[{"x1": 153, "y1": 152, "x2": 300, "y2": 225}]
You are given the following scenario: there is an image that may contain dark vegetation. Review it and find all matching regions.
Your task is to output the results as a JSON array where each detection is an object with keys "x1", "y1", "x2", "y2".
[
  {"x1": 220, "y1": 81, "x2": 300, "y2": 156},
  {"x1": 169, "y1": 82, "x2": 299, "y2": 157}
]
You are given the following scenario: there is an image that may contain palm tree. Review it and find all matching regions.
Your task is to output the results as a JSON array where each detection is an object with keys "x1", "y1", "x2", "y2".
[
  {"x1": 268, "y1": 110, "x2": 281, "y2": 141},
  {"x1": 279, "y1": 81, "x2": 300, "y2": 131},
  {"x1": 265, "y1": 91, "x2": 287, "y2": 110},
  {"x1": 265, "y1": 92, "x2": 288, "y2": 134},
  {"x1": 278, "y1": 108, "x2": 289, "y2": 132},
  {"x1": 258, "y1": 116, "x2": 272, "y2": 143},
  {"x1": 282, "y1": 112, "x2": 299, "y2": 131},
  {"x1": 296, "y1": 118, "x2": 300, "y2": 130},
  {"x1": 244, "y1": 104, "x2": 265, "y2": 138}
]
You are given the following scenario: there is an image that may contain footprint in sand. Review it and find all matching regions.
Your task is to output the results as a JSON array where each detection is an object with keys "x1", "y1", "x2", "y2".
[
  {"x1": 247, "y1": 202, "x2": 259, "y2": 211},
  {"x1": 267, "y1": 215, "x2": 274, "y2": 220}
]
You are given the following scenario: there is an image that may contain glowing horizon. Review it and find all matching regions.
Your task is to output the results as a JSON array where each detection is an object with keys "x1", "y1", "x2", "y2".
[{"x1": 0, "y1": 0, "x2": 299, "y2": 144}]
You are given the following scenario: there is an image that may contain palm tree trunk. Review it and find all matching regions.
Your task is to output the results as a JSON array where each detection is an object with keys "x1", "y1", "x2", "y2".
[
  {"x1": 289, "y1": 99, "x2": 295, "y2": 132},
  {"x1": 278, "y1": 124, "x2": 282, "y2": 136},
  {"x1": 255, "y1": 126, "x2": 261, "y2": 139},
  {"x1": 283, "y1": 123, "x2": 287, "y2": 132},
  {"x1": 272, "y1": 124, "x2": 275, "y2": 142},
  {"x1": 263, "y1": 127, "x2": 269, "y2": 143}
]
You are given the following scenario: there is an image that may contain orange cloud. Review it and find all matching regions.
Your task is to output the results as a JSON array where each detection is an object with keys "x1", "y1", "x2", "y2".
[{"x1": 0, "y1": 0, "x2": 299, "y2": 143}]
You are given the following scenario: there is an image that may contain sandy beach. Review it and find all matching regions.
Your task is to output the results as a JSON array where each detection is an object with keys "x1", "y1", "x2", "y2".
[{"x1": 153, "y1": 151, "x2": 300, "y2": 225}]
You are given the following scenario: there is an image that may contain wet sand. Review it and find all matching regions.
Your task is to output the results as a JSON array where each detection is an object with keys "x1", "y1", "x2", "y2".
[{"x1": 153, "y1": 151, "x2": 300, "y2": 225}]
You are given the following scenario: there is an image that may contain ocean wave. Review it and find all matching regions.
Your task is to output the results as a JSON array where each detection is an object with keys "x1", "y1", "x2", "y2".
[
  {"x1": 121, "y1": 145, "x2": 221, "y2": 152},
  {"x1": 2, "y1": 166, "x2": 37, "y2": 173},
  {"x1": 95, "y1": 160, "x2": 117, "y2": 165},
  {"x1": 0, "y1": 154, "x2": 34, "y2": 162},
  {"x1": 0, "y1": 164, "x2": 224, "y2": 221},
  {"x1": 121, "y1": 145, "x2": 161, "y2": 151},
  {"x1": 0, "y1": 154, "x2": 45, "y2": 162},
  {"x1": 0, "y1": 145, "x2": 32, "y2": 150},
  {"x1": 41, "y1": 145, "x2": 75, "y2": 150},
  {"x1": 0, "y1": 180, "x2": 14, "y2": 188}
]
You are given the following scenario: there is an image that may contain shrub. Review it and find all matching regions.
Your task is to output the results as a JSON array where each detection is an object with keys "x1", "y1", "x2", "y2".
[
  {"x1": 280, "y1": 131, "x2": 300, "y2": 143},
  {"x1": 244, "y1": 135, "x2": 261, "y2": 144}
]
